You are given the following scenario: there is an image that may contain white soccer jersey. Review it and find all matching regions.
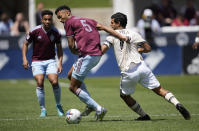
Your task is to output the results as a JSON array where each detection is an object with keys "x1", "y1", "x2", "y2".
[{"x1": 104, "y1": 29, "x2": 146, "y2": 72}]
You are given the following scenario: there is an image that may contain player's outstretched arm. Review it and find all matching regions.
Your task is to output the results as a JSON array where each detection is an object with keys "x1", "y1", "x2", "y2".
[
  {"x1": 96, "y1": 23, "x2": 128, "y2": 42},
  {"x1": 67, "y1": 37, "x2": 78, "y2": 55},
  {"x1": 101, "y1": 44, "x2": 109, "y2": 55},
  {"x1": 22, "y1": 41, "x2": 29, "y2": 69},
  {"x1": 56, "y1": 43, "x2": 63, "y2": 74}
]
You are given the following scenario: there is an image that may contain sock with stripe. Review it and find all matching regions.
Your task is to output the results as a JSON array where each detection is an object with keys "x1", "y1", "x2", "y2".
[
  {"x1": 75, "y1": 88, "x2": 101, "y2": 112},
  {"x1": 165, "y1": 92, "x2": 180, "y2": 106},
  {"x1": 131, "y1": 101, "x2": 147, "y2": 117}
]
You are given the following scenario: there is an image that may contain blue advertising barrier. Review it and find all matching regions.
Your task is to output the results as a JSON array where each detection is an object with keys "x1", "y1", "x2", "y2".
[
  {"x1": 0, "y1": 44, "x2": 183, "y2": 79},
  {"x1": 0, "y1": 47, "x2": 119, "y2": 79},
  {"x1": 0, "y1": 31, "x2": 196, "y2": 79},
  {"x1": 143, "y1": 45, "x2": 182, "y2": 75}
]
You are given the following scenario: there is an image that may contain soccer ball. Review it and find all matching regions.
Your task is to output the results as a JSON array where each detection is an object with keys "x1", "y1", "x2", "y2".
[{"x1": 65, "y1": 109, "x2": 81, "y2": 124}]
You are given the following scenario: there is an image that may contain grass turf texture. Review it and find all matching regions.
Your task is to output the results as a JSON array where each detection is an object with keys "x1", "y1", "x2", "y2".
[
  {"x1": 0, "y1": 75, "x2": 199, "y2": 131},
  {"x1": 36, "y1": 0, "x2": 112, "y2": 8}
]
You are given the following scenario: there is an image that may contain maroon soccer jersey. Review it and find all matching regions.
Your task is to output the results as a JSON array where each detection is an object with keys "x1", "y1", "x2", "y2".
[
  {"x1": 26, "y1": 25, "x2": 61, "y2": 61},
  {"x1": 64, "y1": 16, "x2": 102, "y2": 57}
]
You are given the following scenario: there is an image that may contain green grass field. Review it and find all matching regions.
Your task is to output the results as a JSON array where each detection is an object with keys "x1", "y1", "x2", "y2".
[
  {"x1": 0, "y1": 75, "x2": 199, "y2": 131},
  {"x1": 36, "y1": 0, "x2": 112, "y2": 8}
]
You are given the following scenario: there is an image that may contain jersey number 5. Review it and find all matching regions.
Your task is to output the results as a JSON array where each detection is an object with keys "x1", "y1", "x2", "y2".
[{"x1": 80, "y1": 20, "x2": 92, "y2": 32}]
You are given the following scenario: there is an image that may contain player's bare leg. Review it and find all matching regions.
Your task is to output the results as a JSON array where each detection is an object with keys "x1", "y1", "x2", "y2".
[
  {"x1": 152, "y1": 86, "x2": 191, "y2": 120},
  {"x1": 69, "y1": 77, "x2": 82, "y2": 95},
  {"x1": 120, "y1": 93, "x2": 150, "y2": 121},
  {"x1": 34, "y1": 74, "x2": 46, "y2": 117},
  {"x1": 35, "y1": 74, "x2": 45, "y2": 87},
  {"x1": 68, "y1": 67, "x2": 90, "y2": 95},
  {"x1": 67, "y1": 66, "x2": 73, "y2": 80},
  {"x1": 48, "y1": 74, "x2": 64, "y2": 116}
]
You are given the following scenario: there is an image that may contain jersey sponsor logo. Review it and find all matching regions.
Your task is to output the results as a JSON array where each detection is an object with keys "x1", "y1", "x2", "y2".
[{"x1": 119, "y1": 30, "x2": 129, "y2": 35}]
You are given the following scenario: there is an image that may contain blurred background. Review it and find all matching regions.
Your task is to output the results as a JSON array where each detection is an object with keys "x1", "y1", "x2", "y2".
[{"x1": 0, "y1": 0, "x2": 199, "y2": 79}]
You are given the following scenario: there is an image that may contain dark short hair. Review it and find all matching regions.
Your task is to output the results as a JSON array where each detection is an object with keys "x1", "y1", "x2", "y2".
[
  {"x1": 41, "y1": 10, "x2": 53, "y2": 17},
  {"x1": 111, "y1": 12, "x2": 127, "y2": 28},
  {"x1": 55, "y1": 5, "x2": 71, "y2": 15}
]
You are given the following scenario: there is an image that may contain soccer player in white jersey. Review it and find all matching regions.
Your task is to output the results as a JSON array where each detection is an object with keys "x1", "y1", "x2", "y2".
[{"x1": 101, "y1": 12, "x2": 191, "y2": 120}]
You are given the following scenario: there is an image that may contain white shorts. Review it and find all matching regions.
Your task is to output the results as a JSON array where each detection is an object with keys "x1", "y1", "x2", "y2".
[
  {"x1": 120, "y1": 61, "x2": 160, "y2": 95},
  {"x1": 31, "y1": 59, "x2": 57, "y2": 76},
  {"x1": 72, "y1": 55, "x2": 101, "y2": 82}
]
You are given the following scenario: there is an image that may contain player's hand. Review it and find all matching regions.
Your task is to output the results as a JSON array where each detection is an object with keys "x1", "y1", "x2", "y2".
[
  {"x1": 192, "y1": 43, "x2": 199, "y2": 50},
  {"x1": 126, "y1": 36, "x2": 131, "y2": 43},
  {"x1": 137, "y1": 47, "x2": 144, "y2": 54},
  {"x1": 121, "y1": 36, "x2": 131, "y2": 43},
  {"x1": 57, "y1": 63, "x2": 62, "y2": 74},
  {"x1": 121, "y1": 36, "x2": 127, "y2": 41},
  {"x1": 22, "y1": 59, "x2": 29, "y2": 70}
]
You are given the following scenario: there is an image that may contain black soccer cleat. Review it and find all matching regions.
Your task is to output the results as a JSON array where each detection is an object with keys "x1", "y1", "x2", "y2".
[
  {"x1": 176, "y1": 104, "x2": 191, "y2": 120},
  {"x1": 135, "y1": 114, "x2": 151, "y2": 121},
  {"x1": 81, "y1": 106, "x2": 95, "y2": 116}
]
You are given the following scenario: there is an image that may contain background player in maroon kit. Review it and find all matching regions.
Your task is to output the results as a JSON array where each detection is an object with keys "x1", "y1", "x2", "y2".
[
  {"x1": 22, "y1": 10, "x2": 64, "y2": 117},
  {"x1": 55, "y1": 5, "x2": 128, "y2": 121}
]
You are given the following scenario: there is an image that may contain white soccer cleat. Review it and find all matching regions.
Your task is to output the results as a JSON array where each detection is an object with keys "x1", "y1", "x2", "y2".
[{"x1": 95, "y1": 107, "x2": 107, "y2": 121}]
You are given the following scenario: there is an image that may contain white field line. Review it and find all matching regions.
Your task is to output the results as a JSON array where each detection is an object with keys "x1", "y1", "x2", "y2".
[
  {"x1": 59, "y1": 82, "x2": 70, "y2": 87},
  {"x1": 27, "y1": 80, "x2": 69, "y2": 88},
  {"x1": 0, "y1": 113, "x2": 199, "y2": 121}
]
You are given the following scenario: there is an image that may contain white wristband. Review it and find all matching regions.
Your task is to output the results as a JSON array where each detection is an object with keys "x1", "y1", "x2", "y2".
[{"x1": 195, "y1": 37, "x2": 199, "y2": 43}]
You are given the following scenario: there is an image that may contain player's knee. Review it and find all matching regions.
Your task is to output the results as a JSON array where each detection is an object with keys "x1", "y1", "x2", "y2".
[
  {"x1": 153, "y1": 86, "x2": 167, "y2": 96},
  {"x1": 50, "y1": 80, "x2": 58, "y2": 87},
  {"x1": 69, "y1": 86, "x2": 75, "y2": 93},
  {"x1": 153, "y1": 87, "x2": 160, "y2": 95},
  {"x1": 36, "y1": 80, "x2": 44, "y2": 87},
  {"x1": 36, "y1": 86, "x2": 44, "y2": 90},
  {"x1": 67, "y1": 74, "x2": 71, "y2": 80}
]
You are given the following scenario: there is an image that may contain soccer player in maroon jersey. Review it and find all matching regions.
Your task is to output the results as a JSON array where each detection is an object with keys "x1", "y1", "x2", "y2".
[
  {"x1": 22, "y1": 10, "x2": 64, "y2": 117},
  {"x1": 55, "y1": 5, "x2": 128, "y2": 121}
]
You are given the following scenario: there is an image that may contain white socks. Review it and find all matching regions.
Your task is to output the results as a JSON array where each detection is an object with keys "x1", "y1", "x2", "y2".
[
  {"x1": 36, "y1": 87, "x2": 45, "y2": 110},
  {"x1": 165, "y1": 92, "x2": 180, "y2": 106},
  {"x1": 76, "y1": 88, "x2": 101, "y2": 111}
]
